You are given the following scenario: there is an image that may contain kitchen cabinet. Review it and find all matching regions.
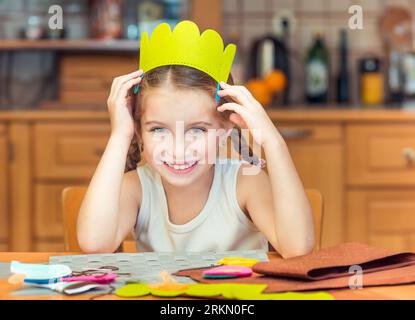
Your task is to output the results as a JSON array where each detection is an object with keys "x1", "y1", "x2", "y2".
[
  {"x1": 347, "y1": 125, "x2": 415, "y2": 186},
  {"x1": 32, "y1": 123, "x2": 111, "y2": 250},
  {"x1": 346, "y1": 124, "x2": 415, "y2": 251},
  {"x1": 347, "y1": 190, "x2": 415, "y2": 252},
  {"x1": 33, "y1": 123, "x2": 110, "y2": 179},
  {"x1": 278, "y1": 124, "x2": 344, "y2": 247},
  {"x1": 0, "y1": 124, "x2": 9, "y2": 251},
  {"x1": 1, "y1": 113, "x2": 112, "y2": 251}
]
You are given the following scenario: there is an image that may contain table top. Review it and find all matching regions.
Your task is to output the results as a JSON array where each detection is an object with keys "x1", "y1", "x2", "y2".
[{"x1": 1, "y1": 252, "x2": 415, "y2": 300}]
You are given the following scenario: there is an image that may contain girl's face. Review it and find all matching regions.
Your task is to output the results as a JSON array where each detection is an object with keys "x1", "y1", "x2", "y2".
[{"x1": 139, "y1": 85, "x2": 229, "y2": 187}]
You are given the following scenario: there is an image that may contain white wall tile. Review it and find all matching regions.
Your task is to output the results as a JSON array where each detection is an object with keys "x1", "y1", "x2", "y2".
[
  {"x1": 223, "y1": 0, "x2": 240, "y2": 13},
  {"x1": 299, "y1": 18, "x2": 329, "y2": 49},
  {"x1": 241, "y1": 18, "x2": 268, "y2": 49},
  {"x1": 353, "y1": 18, "x2": 382, "y2": 49},
  {"x1": 242, "y1": 0, "x2": 267, "y2": 12},
  {"x1": 328, "y1": 19, "x2": 354, "y2": 49},
  {"x1": 272, "y1": 0, "x2": 297, "y2": 10},
  {"x1": 299, "y1": 0, "x2": 326, "y2": 12},
  {"x1": 328, "y1": 0, "x2": 352, "y2": 13},
  {"x1": 354, "y1": 0, "x2": 383, "y2": 13},
  {"x1": 223, "y1": 17, "x2": 242, "y2": 37},
  {"x1": 384, "y1": 0, "x2": 413, "y2": 8}
]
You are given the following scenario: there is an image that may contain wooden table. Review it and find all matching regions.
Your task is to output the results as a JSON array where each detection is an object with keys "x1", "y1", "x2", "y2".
[{"x1": 1, "y1": 252, "x2": 415, "y2": 300}]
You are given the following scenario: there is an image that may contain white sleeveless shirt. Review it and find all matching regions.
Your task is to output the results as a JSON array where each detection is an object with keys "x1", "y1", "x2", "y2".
[{"x1": 133, "y1": 158, "x2": 269, "y2": 252}]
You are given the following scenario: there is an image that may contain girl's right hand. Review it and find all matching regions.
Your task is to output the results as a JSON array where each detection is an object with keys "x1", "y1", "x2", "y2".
[{"x1": 107, "y1": 69, "x2": 144, "y2": 140}]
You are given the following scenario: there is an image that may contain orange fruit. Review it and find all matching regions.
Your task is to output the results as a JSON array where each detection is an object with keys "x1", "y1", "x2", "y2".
[
  {"x1": 264, "y1": 69, "x2": 287, "y2": 93},
  {"x1": 245, "y1": 79, "x2": 273, "y2": 106}
]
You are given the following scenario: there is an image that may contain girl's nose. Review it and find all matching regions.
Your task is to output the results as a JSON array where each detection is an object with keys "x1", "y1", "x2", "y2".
[{"x1": 173, "y1": 136, "x2": 186, "y2": 163}]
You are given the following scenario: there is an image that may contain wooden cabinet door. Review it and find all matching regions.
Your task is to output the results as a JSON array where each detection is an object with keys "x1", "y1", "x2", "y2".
[
  {"x1": 279, "y1": 124, "x2": 344, "y2": 248},
  {"x1": 347, "y1": 124, "x2": 415, "y2": 186},
  {"x1": 34, "y1": 123, "x2": 111, "y2": 179},
  {"x1": 347, "y1": 190, "x2": 415, "y2": 252},
  {"x1": 0, "y1": 125, "x2": 9, "y2": 251}
]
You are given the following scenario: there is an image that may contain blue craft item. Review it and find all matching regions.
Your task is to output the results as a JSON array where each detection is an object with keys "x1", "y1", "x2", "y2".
[
  {"x1": 215, "y1": 82, "x2": 221, "y2": 102},
  {"x1": 134, "y1": 73, "x2": 145, "y2": 94},
  {"x1": 10, "y1": 261, "x2": 72, "y2": 284}
]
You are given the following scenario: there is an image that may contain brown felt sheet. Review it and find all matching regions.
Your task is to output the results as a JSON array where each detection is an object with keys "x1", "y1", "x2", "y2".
[
  {"x1": 253, "y1": 242, "x2": 415, "y2": 280},
  {"x1": 173, "y1": 242, "x2": 415, "y2": 293}
]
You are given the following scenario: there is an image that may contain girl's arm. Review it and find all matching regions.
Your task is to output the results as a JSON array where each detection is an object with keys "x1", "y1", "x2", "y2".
[
  {"x1": 237, "y1": 139, "x2": 315, "y2": 259},
  {"x1": 218, "y1": 82, "x2": 315, "y2": 258},
  {"x1": 77, "y1": 70, "x2": 143, "y2": 253}
]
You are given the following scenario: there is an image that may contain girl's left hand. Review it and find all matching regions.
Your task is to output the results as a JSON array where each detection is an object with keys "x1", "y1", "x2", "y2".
[{"x1": 216, "y1": 82, "x2": 279, "y2": 148}]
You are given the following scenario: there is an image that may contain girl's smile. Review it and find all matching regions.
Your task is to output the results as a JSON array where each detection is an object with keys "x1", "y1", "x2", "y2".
[{"x1": 162, "y1": 160, "x2": 199, "y2": 174}]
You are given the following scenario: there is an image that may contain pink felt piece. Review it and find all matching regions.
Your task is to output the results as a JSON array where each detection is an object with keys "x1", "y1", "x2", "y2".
[
  {"x1": 61, "y1": 273, "x2": 117, "y2": 284},
  {"x1": 203, "y1": 265, "x2": 252, "y2": 277}
]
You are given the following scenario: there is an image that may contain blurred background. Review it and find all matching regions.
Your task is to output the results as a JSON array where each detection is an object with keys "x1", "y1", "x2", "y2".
[{"x1": 1, "y1": 0, "x2": 415, "y2": 253}]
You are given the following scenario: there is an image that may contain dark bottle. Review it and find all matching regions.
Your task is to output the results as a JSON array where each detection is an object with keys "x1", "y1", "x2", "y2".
[
  {"x1": 336, "y1": 29, "x2": 349, "y2": 104},
  {"x1": 305, "y1": 33, "x2": 329, "y2": 104}
]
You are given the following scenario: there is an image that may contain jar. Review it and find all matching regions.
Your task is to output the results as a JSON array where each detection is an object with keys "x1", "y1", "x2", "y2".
[{"x1": 359, "y1": 57, "x2": 384, "y2": 107}]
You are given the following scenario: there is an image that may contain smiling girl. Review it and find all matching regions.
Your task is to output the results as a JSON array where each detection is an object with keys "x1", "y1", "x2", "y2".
[{"x1": 77, "y1": 21, "x2": 314, "y2": 257}]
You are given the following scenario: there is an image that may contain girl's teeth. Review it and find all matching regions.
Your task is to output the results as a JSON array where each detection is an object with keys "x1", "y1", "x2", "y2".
[{"x1": 166, "y1": 162, "x2": 196, "y2": 170}]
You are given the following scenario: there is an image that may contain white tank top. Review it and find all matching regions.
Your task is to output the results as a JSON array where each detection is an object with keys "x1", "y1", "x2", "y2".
[{"x1": 133, "y1": 158, "x2": 269, "y2": 252}]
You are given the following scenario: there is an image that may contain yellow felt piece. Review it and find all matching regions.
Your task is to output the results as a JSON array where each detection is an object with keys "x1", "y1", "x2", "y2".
[
  {"x1": 148, "y1": 282, "x2": 191, "y2": 291},
  {"x1": 115, "y1": 284, "x2": 150, "y2": 298},
  {"x1": 150, "y1": 288, "x2": 188, "y2": 297},
  {"x1": 216, "y1": 257, "x2": 259, "y2": 267},
  {"x1": 184, "y1": 284, "x2": 230, "y2": 298},
  {"x1": 139, "y1": 20, "x2": 236, "y2": 83},
  {"x1": 221, "y1": 284, "x2": 269, "y2": 300}
]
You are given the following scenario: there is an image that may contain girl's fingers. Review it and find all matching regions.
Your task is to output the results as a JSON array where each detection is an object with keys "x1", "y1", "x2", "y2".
[
  {"x1": 217, "y1": 102, "x2": 250, "y2": 119},
  {"x1": 116, "y1": 76, "x2": 143, "y2": 100},
  {"x1": 220, "y1": 82, "x2": 259, "y2": 105},
  {"x1": 229, "y1": 112, "x2": 248, "y2": 129},
  {"x1": 217, "y1": 86, "x2": 252, "y2": 107},
  {"x1": 112, "y1": 69, "x2": 143, "y2": 92}
]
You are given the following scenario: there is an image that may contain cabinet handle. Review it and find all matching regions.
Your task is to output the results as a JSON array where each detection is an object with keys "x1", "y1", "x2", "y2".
[
  {"x1": 279, "y1": 128, "x2": 313, "y2": 140},
  {"x1": 402, "y1": 147, "x2": 415, "y2": 163}
]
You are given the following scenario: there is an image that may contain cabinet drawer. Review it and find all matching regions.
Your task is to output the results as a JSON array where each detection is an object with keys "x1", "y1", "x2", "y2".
[
  {"x1": 277, "y1": 124, "x2": 342, "y2": 143},
  {"x1": 34, "y1": 123, "x2": 111, "y2": 179},
  {"x1": 60, "y1": 54, "x2": 136, "y2": 105},
  {"x1": 347, "y1": 190, "x2": 415, "y2": 252},
  {"x1": 347, "y1": 125, "x2": 415, "y2": 186}
]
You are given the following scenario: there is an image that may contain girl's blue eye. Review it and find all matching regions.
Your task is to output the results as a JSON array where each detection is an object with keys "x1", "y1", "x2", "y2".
[
  {"x1": 187, "y1": 127, "x2": 206, "y2": 135},
  {"x1": 151, "y1": 127, "x2": 167, "y2": 133}
]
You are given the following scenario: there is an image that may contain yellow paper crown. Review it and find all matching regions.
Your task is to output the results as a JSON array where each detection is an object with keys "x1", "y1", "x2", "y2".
[{"x1": 139, "y1": 20, "x2": 236, "y2": 83}]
